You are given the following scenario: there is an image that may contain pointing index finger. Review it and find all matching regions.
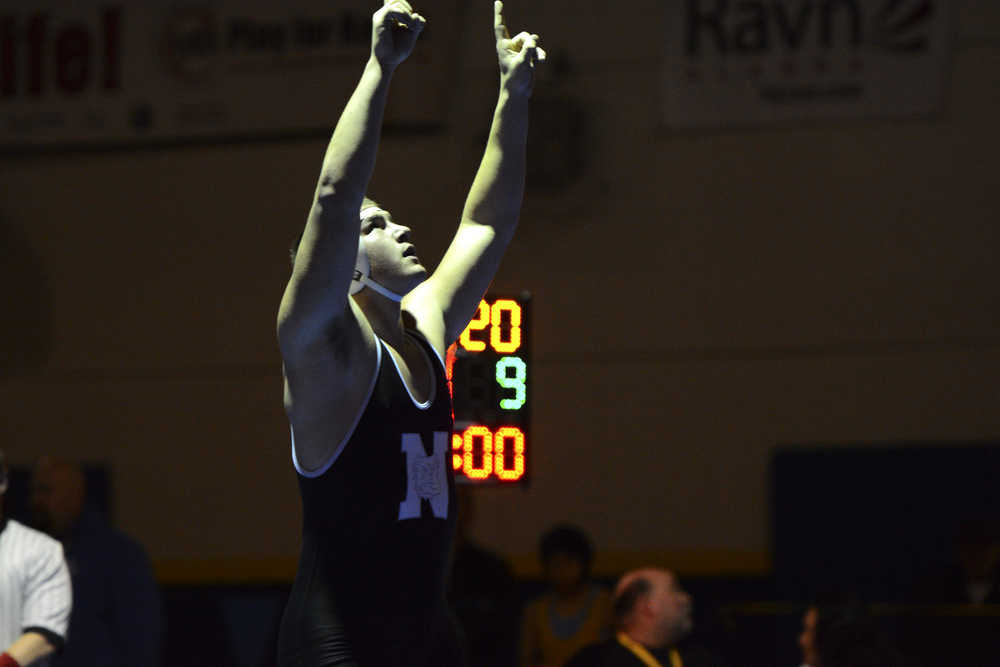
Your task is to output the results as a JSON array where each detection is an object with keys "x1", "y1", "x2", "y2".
[{"x1": 494, "y1": 1, "x2": 510, "y2": 41}]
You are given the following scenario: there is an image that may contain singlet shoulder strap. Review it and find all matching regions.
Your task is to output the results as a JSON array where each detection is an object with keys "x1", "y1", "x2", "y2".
[{"x1": 404, "y1": 328, "x2": 447, "y2": 375}]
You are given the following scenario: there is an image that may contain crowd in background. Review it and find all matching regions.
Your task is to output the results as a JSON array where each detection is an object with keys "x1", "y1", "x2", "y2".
[
  {"x1": 0, "y1": 455, "x2": 163, "y2": 667},
  {"x1": 448, "y1": 490, "x2": 999, "y2": 667},
  {"x1": 3, "y1": 455, "x2": 998, "y2": 667}
]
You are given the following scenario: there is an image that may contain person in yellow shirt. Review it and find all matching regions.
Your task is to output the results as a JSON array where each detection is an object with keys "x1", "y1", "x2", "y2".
[{"x1": 520, "y1": 524, "x2": 612, "y2": 667}]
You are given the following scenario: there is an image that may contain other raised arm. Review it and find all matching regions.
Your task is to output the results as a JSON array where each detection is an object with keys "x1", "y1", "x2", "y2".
[
  {"x1": 277, "y1": 1, "x2": 426, "y2": 357},
  {"x1": 406, "y1": 1, "x2": 544, "y2": 350}
]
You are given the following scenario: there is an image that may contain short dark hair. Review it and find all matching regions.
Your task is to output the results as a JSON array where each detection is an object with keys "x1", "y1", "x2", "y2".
[
  {"x1": 359, "y1": 196, "x2": 382, "y2": 214},
  {"x1": 539, "y1": 523, "x2": 594, "y2": 571},
  {"x1": 612, "y1": 576, "x2": 651, "y2": 630},
  {"x1": 288, "y1": 196, "x2": 383, "y2": 268}
]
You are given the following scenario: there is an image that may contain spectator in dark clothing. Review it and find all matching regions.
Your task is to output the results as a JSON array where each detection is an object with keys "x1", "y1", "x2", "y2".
[
  {"x1": 30, "y1": 457, "x2": 163, "y2": 667},
  {"x1": 566, "y1": 568, "x2": 724, "y2": 667},
  {"x1": 914, "y1": 519, "x2": 1000, "y2": 605},
  {"x1": 810, "y1": 603, "x2": 902, "y2": 667}
]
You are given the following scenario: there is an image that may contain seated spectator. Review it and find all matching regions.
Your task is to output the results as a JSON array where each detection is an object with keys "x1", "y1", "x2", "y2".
[
  {"x1": 520, "y1": 524, "x2": 611, "y2": 667},
  {"x1": 566, "y1": 567, "x2": 725, "y2": 667},
  {"x1": 30, "y1": 457, "x2": 163, "y2": 667},
  {"x1": 914, "y1": 519, "x2": 1000, "y2": 605},
  {"x1": 810, "y1": 603, "x2": 902, "y2": 667}
]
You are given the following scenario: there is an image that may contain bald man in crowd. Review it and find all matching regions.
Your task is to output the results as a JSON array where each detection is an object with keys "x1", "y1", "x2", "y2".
[
  {"x1": 566, "y1": 568, "x2": 725, "y2": 667},
  {"x1": 30, "y1": 458, "x2": 163, "y2": 667}
]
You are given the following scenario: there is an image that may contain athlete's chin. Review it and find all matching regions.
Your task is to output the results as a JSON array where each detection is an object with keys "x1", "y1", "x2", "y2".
[{"x1": 399, "y1": 267, "x2": 428, "y2": 291}]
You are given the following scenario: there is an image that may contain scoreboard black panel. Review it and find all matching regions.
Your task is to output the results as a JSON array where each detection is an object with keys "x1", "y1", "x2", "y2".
[{"x1": 447, "y1": 293, "x2": 530, "y2": 485}]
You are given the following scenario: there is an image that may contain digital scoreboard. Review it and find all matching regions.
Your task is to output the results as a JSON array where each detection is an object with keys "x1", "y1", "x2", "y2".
[{"x1": 446, "y1": 293, "x2": 531, "y2": 485}]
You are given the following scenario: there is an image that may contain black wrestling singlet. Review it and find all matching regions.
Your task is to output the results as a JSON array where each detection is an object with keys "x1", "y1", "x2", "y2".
[{"x1": 277, "y1": 331, "x2": 461, "y2": 667}]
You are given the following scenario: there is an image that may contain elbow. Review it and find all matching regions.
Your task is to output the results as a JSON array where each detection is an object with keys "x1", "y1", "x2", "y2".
[{"x1": 315, "y1": 175, "x2": 364, "y2": 208}]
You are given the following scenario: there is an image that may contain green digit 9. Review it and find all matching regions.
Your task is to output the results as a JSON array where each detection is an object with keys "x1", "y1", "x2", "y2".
[{"x1": 495, "y1": 356, "x2": 526, "y2": 410}]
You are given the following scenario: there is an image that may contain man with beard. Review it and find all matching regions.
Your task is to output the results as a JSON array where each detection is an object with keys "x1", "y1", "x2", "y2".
[
  {"x1": 567, "y1": 568, "x2": 724, "y2": 667},
  {"x1": 30, "y1": 457, "x2": 162, "y2": 667}
]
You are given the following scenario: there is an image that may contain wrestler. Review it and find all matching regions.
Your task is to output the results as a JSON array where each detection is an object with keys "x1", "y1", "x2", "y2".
[{"x1": 275, "y1": 2, "x2": 543, "y2": 665}]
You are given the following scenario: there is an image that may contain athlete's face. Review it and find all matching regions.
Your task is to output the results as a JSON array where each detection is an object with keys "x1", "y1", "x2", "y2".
[{"x1": 359, "y1": 207, "x2": 426, "y2": 294}]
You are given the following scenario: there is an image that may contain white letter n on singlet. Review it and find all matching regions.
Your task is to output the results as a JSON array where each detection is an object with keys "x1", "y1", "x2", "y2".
[{"x1": 398, "y1": 431, "x2": 449, "y2": 521}]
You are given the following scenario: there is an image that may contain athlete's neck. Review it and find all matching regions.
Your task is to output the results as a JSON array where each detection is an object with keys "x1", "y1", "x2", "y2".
[{"x1": 354, "y1": 291, "x2": 407, "y2": 349}]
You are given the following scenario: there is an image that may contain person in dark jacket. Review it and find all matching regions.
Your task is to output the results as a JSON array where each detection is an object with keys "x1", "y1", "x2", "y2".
[{"x1": 30, "y1": 457, "x2": 163, "y2": 667}]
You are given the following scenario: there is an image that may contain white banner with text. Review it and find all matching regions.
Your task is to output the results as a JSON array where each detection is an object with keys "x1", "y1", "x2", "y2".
[
  {"x1": 0, "y1": 1, "x2": 462, "y2": 149},
  {"x1": 662, "y1": 0, "x2": 953, "y2": 128}
]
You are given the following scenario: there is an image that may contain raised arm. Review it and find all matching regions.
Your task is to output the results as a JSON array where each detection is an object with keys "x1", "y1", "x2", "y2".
[
  {"x1": 277, "y1": 1, "x2": 426, "y2": 356},
  {"x1": 407, "y1": 1, "x2": 544, "y2": 348}
]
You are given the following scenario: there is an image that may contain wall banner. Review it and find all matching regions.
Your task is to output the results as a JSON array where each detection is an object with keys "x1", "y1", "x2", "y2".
[
  {"x1": 0, "y1": 1, "x2": 462, "y2": 149},
  {"x1": 662, "y1": 0, "x2": 953, "y2": 128}
]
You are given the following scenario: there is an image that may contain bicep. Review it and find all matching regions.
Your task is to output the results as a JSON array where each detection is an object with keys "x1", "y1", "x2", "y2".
[
  {"x1": 278, "y1": 197, "x2": 361, "y2": 353},
  {"x1": 283, "y1": 299, "x2": 376, "y2": 418}
]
